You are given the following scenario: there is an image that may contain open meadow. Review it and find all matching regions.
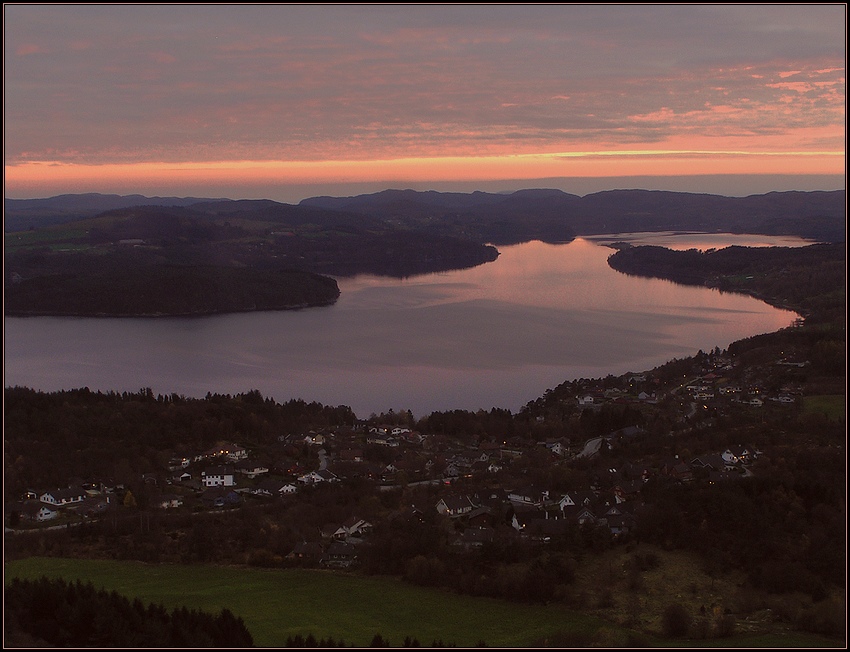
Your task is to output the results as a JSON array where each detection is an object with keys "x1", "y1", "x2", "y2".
[{"x1": 4, "y1": 556, "x2": 843, "y2": 648}]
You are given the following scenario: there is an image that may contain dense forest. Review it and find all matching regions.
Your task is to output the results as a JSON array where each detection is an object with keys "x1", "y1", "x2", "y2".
[
  {"x1": 4, "y1": 204, "x2": 499, "y2": 316},
  {"x1": 4, "y1": 576, "x2": 254, "y2": 647},
  {"x1": 4, "y1": 263, "x2": 341, "y2": 316},
  {"x1": 607, "y1": 242, "x2": 846, "y2": 326}
]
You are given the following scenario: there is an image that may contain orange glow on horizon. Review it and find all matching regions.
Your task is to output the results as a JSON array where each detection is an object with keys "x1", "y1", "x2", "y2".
[{"x1": 5, "y1": 149, "x2": 844, "y2": 197}]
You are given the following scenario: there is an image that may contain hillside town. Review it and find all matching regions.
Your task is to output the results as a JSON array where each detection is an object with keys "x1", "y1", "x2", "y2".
[{"x1": 6, "y1": 345, "x2": 806, "y2": 564}]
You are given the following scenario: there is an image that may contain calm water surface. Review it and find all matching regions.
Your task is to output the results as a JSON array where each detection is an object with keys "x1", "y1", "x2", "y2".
[{"x1": 4, "y1": 234, "x2": 809, "y2": 418}]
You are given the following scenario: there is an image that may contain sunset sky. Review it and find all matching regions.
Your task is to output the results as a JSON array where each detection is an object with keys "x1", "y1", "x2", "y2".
[{"x1": 4, "y1": 4, "x2": 845, "y2": 202}]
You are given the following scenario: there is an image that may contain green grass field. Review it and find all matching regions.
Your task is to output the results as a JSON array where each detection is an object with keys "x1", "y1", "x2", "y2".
[
  {"x1": 802, "y1": 395, "x2": 846, "y2": 421},
  {"x1": 4, "y1": 557, "x2": 843, "y2": 648},
  {"x1": 5, "y1": 557, "x2": 615, "y2": 647}
]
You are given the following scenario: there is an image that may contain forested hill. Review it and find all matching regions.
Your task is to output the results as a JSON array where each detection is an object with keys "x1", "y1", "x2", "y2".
[
  {"x1": 300, "y1": 188, "x2": 846, "y2": 243},
  {"x1": 607, "y1": 242, "x2": 846, "y2": 327},
  {"x1": 6, "y1": 188, "x2": 846, "y2": 243},
  {"x1": 3, "y1": 202, "x2": 499, "y2": 317}
]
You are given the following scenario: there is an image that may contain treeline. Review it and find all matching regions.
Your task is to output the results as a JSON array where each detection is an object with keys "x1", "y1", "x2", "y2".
[
  {"x1": 4, "y1": 576, "x2": 253, "y2": 647},
  {"x1": 2, "y1": 383, "x2": 654, "y2": 500},
  {"x1": 3, "y1": 387, "x2": 356, "y2": 495}
]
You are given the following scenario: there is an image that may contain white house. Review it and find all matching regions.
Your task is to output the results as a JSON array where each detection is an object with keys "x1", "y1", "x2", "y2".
[
  {"x1": 40, "y1": 486, "x2": 87, "y2": 506},
  {"x1": 722, "y1": 445, "x2": 755, "y2": 465},
  {"x1": 436, "y1": 495, "x2": 477, "y2": 517},
  {"x1": 298, "y1": 469, "x2": 339, "y2": 484},
  {"x1": 156, "y1": 495, "x2": 184, "y2": 509},
  {"x1": 19, "y1": 500, "x2": 59, "y2": 522},
  {"x1": 236, "y1": 460, "x2": 269, "y2": 478},
  {"x1": 201, "y1": 465, "x2": 236, "y2": 487},
  {"x1": 508, "y1": 487, "x2": 550, "y2": 507}
]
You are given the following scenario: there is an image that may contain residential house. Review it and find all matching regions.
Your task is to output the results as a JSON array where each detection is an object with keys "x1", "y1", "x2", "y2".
[
  {"x1": 563, "y1": 504, "x2": 600, "y2": 527},
  {"x1": 770, "y1": 395, "x2": 796, "y2": 405},
  {"x1": 235, "y1": 459, "x2": 269, "y2": 478},
  {"x1": 197, "y1": 442, "x2": 247, "y2": 462},
  {"x1": 40, "y1": 486, "x2": 87, "y2": 507},
  {"x1": 603, "y1": 504, "x2": 637, "y2": 536},
  {"x1": 321, "y1": 523, "x2": 350, "y2": 540},
  {"x1": 690, "y1": 453, "x2": 729, "y2": 473},
  {"x1": 287, "y1": 541, "x2": 323, "y2": 565},
  {"x1": 510, "y1": 504, "x2": 545, "y2": 532},
  {"x1": 167, "y1": 456, "x2": 191, "y2": 471},
  {"x1": 508, "y1": 486, "x2": 550, "y2": 507},
  {"x1": 436, "y1": 494, "x2": 478, "y2": 517},
  {"x1": 201, "y1": 465, "x2": 235, "y2": 488},
  {"x1": 366, "y1": 433, "x2": 398, "y2": 447},
  {"x1": 661, "y1": 458, "x2": 694, "y2": 482},
  {"x1": 170, "y1": 470, "x2": 193, "y2": 484},
  {"x1": 511, "y1": 506, "x2": 571, "y2": 540},
  {"x1": 321, "y1": 541, "x2": 358, "y2": 568},
  {"x1": 342, "y1": 516, "x2": 373, "y2": 538},
  {"x1": 557, "y1": 490, "x2": 598, "y2": 512},
  {"x1": 722, "y1": 445, "x2": 755, "y2": 465},
  {"x1": 17, "y1": 499, "x2": 59, "y2": 522},
  {"x1": 304, "y1": 431, "x2": 326, "y2": 446},
  {"x1": 543, "y1": 438, "x2": 570, "y2": 457},
  {"x1": 222, "y1": 443, "x2": 248, "y2": 461},
  {"x1": 297, "y1": 469, "x2": 339, "y2": 484},
  {"x1": 199, "y1": 487, "x2": 240, "y2": 509},
  {"x1": 465, "y1": 505, "x2": 496, "y2": 528},
  {"x1": 156, "y1": 494, "x2": 184, "y2": 509},
  {"x1": 251, "y1": 478, "x2": 297, "y2": 497}
]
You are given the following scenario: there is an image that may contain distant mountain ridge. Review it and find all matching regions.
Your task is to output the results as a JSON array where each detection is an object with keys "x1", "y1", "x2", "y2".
[
  {"x1": 5, "y1": 188, "x2": 846, "y2": 243},
  {"x1": 4, "y1": 193, "x2": 229, "y2": 231},
  {"x1": 300, "y1": 188, "x2": 846, "y2": 243}
]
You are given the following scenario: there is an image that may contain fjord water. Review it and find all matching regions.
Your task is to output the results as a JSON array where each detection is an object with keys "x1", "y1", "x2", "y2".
[{"x1": 4, "y1": 234, "x2": 807, "y2": 418}]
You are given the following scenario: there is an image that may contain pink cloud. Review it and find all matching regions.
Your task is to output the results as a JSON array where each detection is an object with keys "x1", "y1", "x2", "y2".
[{"x1": 15, "y1": 43, "x2": 47, "y2": 56}]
